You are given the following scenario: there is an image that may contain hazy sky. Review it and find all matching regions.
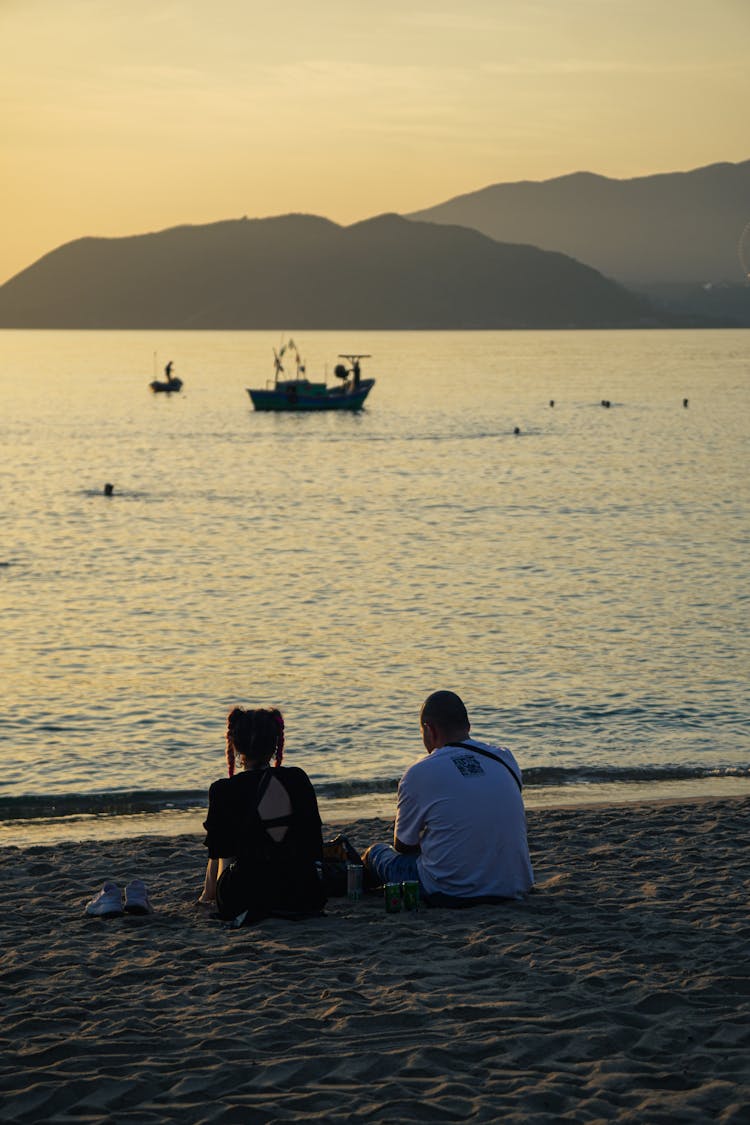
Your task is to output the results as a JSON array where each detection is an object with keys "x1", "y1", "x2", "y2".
[{"x1": 1, "y1": 0, "x2": 747, "y2": 284}]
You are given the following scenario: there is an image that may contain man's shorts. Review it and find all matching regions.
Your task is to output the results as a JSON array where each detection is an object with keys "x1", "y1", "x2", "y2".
[{"x1": 365, "y1": 843, "x2": 424, "y2": 893}]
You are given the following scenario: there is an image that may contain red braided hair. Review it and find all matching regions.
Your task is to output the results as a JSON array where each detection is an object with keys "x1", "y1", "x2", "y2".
[
  {"x1": 226, "y1": 707, "x2": 243, "y2": 777},
  {"x1": 272, "y1": 710, "x2": 285, "y2": 768}
]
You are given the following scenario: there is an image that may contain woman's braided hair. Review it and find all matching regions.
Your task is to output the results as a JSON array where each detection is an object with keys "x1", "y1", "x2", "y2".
[{"x1": 226, "y1": 707, "x2": 285, "y2": 777}]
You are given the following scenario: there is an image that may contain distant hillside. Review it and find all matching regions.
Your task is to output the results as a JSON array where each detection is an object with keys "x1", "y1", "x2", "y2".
[
  {"x1": 633, "y1": 281, "x2": 750, "y2": 327},
  {"x1": 0, "y1": 213, "x2": 665, "y2": 330},
  {"x1": 409, "y1": 161, "x2": 750, "y2": 286}
]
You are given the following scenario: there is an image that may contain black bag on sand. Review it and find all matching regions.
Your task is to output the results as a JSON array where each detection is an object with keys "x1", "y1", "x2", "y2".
[{"x1": 320, "y1": 834, "x2": 363, "y2": 896}]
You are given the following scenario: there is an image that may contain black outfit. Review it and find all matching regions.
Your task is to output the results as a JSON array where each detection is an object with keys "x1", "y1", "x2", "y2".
[{"x1": 203, "y1": 766, "x2": 326, "y2": 922}]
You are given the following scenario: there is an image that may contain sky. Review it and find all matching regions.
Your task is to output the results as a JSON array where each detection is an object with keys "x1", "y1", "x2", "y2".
[{"x1": 1, "y1": 0, "x2": 748, "y2": 285}]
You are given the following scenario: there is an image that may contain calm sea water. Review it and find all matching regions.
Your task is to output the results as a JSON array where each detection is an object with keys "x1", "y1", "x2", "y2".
[{"x1": 2, "y1": 329, "x2": 749, "y2": 845}]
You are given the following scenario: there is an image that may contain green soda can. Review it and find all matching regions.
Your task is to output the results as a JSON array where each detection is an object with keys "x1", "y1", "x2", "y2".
[
  {"x1": 384, "y1": 883, "x2": 402, "y2": 913},
  {"x1": 401, "y1": 880, "x2": 420, "y2": 911}
]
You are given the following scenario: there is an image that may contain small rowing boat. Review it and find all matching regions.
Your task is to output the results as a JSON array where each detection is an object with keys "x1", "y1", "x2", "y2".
[
  {"x1": 150, "y1": 358, "x2": 183, "y2": 393},
  {"x1": 149, "y1": 377, "x2": 183, "y2": 393}
]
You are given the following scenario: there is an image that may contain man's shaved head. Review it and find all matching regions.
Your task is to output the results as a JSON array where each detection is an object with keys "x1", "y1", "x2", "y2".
[{"x1": 420, "y1": 691, "x2": 470, "y2": 738}]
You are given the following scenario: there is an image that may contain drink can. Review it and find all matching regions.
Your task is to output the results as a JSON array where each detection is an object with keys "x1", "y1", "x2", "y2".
[
  {"x1": 401, "y1": 880, "x2": 420, "y2": 911},
  {"x1": 384, "y1": 882, "x2": 402, "y2": 913},
  {"x1": 346, "y1": 863, "x2": 363, "y2": 900}
]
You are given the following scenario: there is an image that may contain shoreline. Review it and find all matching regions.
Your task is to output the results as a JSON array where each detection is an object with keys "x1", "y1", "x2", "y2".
[
  {"x1": 3, "y1": 774, "x2": 750, "y2": 850},
  {"x1": 1, "y1": 795, "x2": 749, "y2": 1121}
]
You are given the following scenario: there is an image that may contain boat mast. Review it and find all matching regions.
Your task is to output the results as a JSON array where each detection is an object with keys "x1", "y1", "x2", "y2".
[{"x1": 272, "y1": 344, "x2": 285, "y2": 388}]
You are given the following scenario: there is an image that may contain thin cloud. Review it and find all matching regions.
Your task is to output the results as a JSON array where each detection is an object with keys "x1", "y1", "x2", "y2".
[{"x1": 480, "y1": 58, "x2": 744, "y2": 76}]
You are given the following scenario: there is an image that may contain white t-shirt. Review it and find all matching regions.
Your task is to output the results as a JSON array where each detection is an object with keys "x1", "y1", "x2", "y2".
[{"x1": 395, "y1": 739, "x2": 534, "y2": 899}]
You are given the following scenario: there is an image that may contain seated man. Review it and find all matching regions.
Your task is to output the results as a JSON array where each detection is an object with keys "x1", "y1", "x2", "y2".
[{"x1": 363, "y1": 691, "x2": 534, "y2": 905}]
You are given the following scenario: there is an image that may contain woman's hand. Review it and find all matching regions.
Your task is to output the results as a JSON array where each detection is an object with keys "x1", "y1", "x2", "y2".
[{"x1": 199, "y1": 858, "x2": 219, "y2": 906}]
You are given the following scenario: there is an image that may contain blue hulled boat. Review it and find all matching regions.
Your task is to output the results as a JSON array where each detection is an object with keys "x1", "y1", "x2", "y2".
[{"x1": 247, "y1": 343, "x2": 374, "y2": 412}]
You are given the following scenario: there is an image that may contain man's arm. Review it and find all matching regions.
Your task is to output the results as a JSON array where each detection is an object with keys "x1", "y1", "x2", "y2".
[{"x1": 393, "y1": 770, "x2": 421, "y2": 854}]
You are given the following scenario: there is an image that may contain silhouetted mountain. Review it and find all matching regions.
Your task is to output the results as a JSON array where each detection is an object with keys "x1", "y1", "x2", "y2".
[
  {"x1": 0, "y1": 213, "x2": 664, "y2": 330},
  {"x1": 409, "y1": 161, "x2": 750, "y2": 286}
]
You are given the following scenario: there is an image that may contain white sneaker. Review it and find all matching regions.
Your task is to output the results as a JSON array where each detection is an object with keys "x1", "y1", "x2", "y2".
[
  {"x1": 85, "y1": 881, "x2": 123, "y2": 917},
  {"x1": 124, "y1": 879, "x2": 153, "y2": 915}
]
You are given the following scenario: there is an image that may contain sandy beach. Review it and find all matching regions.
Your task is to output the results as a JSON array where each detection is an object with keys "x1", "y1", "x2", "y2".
[{"x1": 1, "y1": 796, "x2": 749, "y2": 1123}]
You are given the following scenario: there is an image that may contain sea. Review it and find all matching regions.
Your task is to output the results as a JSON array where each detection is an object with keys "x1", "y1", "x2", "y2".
[{"x1": 2, "y1": 329, "x2": 749, "y2": 848}]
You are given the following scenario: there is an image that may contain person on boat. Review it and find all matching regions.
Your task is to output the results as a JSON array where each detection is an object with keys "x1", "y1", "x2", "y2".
[
  {"x1": 165, "y1": 360, "x2": 174, "y2": 380},
  {"x1": 352, "y1": 359, "x2": 361, "y2": 389},
  {"x1": 362, "y1": 691, "x2": 534, "y2": 906},
  {"x1": 198, "y1": 707, "x2": 326, "y2": 924}
]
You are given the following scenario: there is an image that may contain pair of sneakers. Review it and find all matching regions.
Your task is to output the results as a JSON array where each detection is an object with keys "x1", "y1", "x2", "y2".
[{"x1": 85, "y1": 879, "x2": 153, "y2": 917}]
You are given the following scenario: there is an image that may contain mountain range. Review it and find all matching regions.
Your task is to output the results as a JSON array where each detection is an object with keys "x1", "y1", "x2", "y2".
[
  {"x1": 0, "y1": 213, "x2": 660, "y2": 330},
  {"x1": 410, "y1": 160, "x2": 750, "y2": 286},
  {"x1": 0, "y1": 160, "x2": 747, "y2": 330}
]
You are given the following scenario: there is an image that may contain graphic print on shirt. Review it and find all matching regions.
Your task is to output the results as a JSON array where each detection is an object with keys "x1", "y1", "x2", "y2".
[{"x1": 451, "y1": 755, "x2": 485, "y2": 777}]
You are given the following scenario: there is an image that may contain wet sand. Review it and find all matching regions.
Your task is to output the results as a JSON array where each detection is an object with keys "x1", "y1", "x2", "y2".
[{"x1": 1, "y1": 797, "x2": 749, "y2": 1123}]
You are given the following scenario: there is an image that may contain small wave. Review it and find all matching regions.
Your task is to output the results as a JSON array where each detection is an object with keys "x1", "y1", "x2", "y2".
[
  {"x1": 523, "y1": 764, "x2": 750, "y2": 787},
  {"x1": 1, "y1": 764, "x2": 749, "y2": 823},
  {"x1": 0, "y1": 789, "x2": 207, "y2": 822},
  {"x1": 316, "y1": 777, "x2": 399, "y2": 800}
]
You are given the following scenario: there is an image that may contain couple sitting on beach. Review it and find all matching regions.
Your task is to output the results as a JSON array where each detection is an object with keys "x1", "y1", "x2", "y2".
[{"x1": 198, "y1": 691, "x2": 534, "y2": 925}]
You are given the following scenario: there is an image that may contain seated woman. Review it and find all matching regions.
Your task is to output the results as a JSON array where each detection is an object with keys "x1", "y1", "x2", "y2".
[{"x1": 199, "y1": 706, "x2": 326, "y2": 924}]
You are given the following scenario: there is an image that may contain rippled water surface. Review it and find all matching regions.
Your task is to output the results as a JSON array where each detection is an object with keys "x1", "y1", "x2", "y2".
[{"x1": 2, "y1": 329, "x2": 748, "y2": 834}]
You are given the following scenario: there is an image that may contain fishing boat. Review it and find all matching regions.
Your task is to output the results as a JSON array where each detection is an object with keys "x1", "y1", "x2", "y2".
[
  {"x1": 149, "y1": 358, "x2": 183, "y2": 394},
  {"x1": 149, "y1": 376, "x2": 183, "y2": 394},
  {"x1": 246, "y1": 342, "x2": 374, "y2": 412}
]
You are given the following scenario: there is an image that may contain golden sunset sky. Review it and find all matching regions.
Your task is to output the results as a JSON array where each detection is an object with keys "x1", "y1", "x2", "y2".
[{"x1": 1, "y1": 0, "x2": 747, "y2": 284}]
